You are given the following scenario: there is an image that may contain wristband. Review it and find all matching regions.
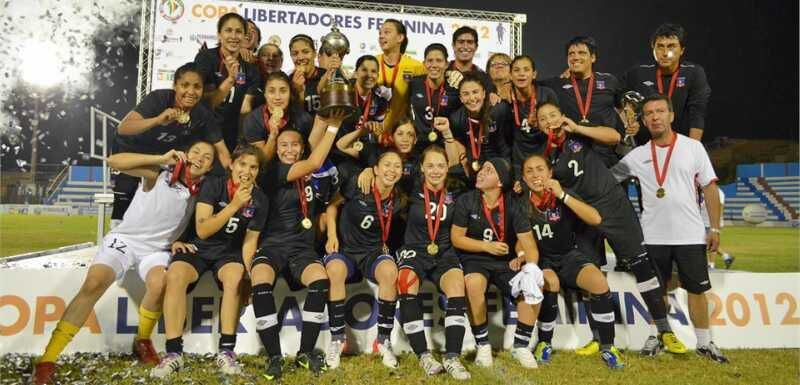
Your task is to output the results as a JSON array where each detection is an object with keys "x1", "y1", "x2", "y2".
[
  {"x1": 558, "y1": 191, "x2": 567, "y2": 200},
  {"x1": 326, "y1": 125, "x2": 338, "y2": 134},
  {"x1": 517, "y1": 250, "x2": 525, "y2": 257},
  {"x1": 709, "y1": 228, "x2": 720, "y2": 234},
  {"x1": 563, "y1": 194, "x2": 570, "y2": 204}
]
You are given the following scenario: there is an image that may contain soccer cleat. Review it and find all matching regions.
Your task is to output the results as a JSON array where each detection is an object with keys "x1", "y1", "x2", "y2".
[
  {"x1": 31, "y1": 362, "x2": 57, "y2": 385},
  {"x1": 373, "y1": 339, "x2": 399, "y2": 369},
  {"x1": 660, "y1": 332, "x2": 688, "y2": 354},
  {"x1": 723, "y1": 254, "x2": 735, "y2": 269},
  {"x1": 150, "y1": 353, "x2": 183, "y2": 378},
  {"x1": 600, "y1": 346, "x2": 625, "y2": 369},
  {"x1": 263, "y1": 355, "x2": 284, "y2": 381},
  {"x1": 474, "y1": 343, "x2": 493, "y2": 367},
  {"x1": 326, "y1": 339, "x2": 345, "y2": 369},
  {"x1": 533, "y1": 341, "x2": 553, "y2": 364},
  {"x1": 215, "y1": 350, "x2": 243, "y2": 375},
  {"x1": 640, "y1": 335, "x2": 661, "y2": 357},
  {"x1": 511, "y1": 347, "x2": 538, "y2": 369},
  {"x1": 419, "y1": 352, "x2": 444, "y2": 376},
  {"x1": 295, "y1": 351, "x2": 327, "y2": 375},
  {"x1": 576, "y1": 340, "x2": 600, "y2": 356},
  {"x1": 132, "y1": 338, "x2": 160, "y2": 366},
  {"x1": 443, "y1": 356, "x2": 471, "y2": 380},
  {"x1": 697, "y1": 341, "x2": 729, "y2": 364}
]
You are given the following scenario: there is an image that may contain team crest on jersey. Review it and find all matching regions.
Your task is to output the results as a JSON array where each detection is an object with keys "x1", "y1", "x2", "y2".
[
  {"x1": 677, "y1": 77, "x2": 686, "y2": 87},
  {"x1": 595, "y1": 80, "x2": 605, "y2": 90},
  {"x1": 546, "y1": 206, "x2": 561, "y2": 222},
  {"x1": 404, "y1": 163, "x2": 413, "y2": 176},
  {"x1": 242, "y1": 206, "x2": 255, "y2": 218},
  {"x1": 489, "y1": 120, "x2": 497, "y2": 133},
  {"x1": 568, "y1": 139, "x2": 583, "y2": 153},
  {"x1": 440, "y1": 94, "x2": 449, "y2": 106},
  {"x1": 445, "y1": 192, "x2": 455, "y2": 205}
]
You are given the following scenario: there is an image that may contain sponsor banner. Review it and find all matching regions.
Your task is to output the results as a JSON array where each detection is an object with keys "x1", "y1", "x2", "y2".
[
  {"x1": 1, "y1": 268, "x2": 798, "y2": 354},
  {"x1": 150, "y1": 0, "x2": 513, "y2": 89},
  {"x1": 0, "y1": 204, "x2": 80, "y2": 216}
]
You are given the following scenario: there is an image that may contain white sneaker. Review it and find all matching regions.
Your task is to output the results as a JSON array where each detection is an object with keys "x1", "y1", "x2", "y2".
[
  {"x1": 326, "y1": 339, "x2": 345, "y2": 369},
  {"x1": 511, "y1": 347, "x2": 538, "y2": 369},
  {"x1": 375, "y1": 339, "x2": 399, "y2": 369},
  {"x1": 443, "y1": 356, "x2": 471, "y2": 380},
  {"x1": 419, "y1": 352, "x2": 444, "y2": 376},
  {"x1": 474, "y1": 344, "x2": 493, "y2": 367},
  {"x1": 215, "y1": 351, "x2": 242, "y2": 375},
  {"x1": 150, "y1": 353, "x2": 183, "y2": 378}
]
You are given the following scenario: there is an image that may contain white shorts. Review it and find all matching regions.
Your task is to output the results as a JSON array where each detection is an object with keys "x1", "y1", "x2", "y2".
[{"x1": 91, "y1": 233, "x2": 170, "y2": 281}]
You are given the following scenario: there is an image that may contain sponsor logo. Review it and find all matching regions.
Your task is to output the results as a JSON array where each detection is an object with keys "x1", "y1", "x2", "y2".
[
  {"x1": 568, "y1": 139, "x2": 582, "y2": 153},
  {"x1": 595, "y1": 80, "x2": 605, "y2": 90},
  {"x1": 677, "y1": 77, "x2": 686, "y2": 87},
  {"x1": 159, "y1": 0, "x2": 185, "y2": 23}
]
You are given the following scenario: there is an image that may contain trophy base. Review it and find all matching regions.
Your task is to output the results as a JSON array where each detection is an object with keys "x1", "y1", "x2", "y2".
[{"x1": 318, "y1": 104, "x2": 357, "y2": 119}]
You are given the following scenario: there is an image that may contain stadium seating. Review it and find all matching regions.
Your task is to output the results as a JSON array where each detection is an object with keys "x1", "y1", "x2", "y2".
[{"x1": 45, "y1": 166, "x2": 105, "y2": 214}]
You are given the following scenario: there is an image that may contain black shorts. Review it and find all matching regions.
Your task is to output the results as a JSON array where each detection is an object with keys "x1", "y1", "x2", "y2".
[
  {"x1": 460, "y1": 254, "x2": 515, "y2": 298},
  {"x1": 646, "y1": 244, "x2": 711, "y2": 294},
  {"x1": 171, "y1": 252, "x2": 243, "y2": 292},
  {"x1": 580, "y1": 193, "x2": 647, "y2": 265},
  {"x1": 323, "y1": 250, "x2": 395, "y2": 284},
  {"x1": 396, "y1": 245, "x2": 462, "y2": 290},
  {"x1": 252, "y1": 245, "x2": 323, "y2": 291},
  {"x1": 111, "y1": 173, "x2": 140, "y2": 220},
  {"x1": 539, "y1": 249, "x2": 597, "y2": 291}
]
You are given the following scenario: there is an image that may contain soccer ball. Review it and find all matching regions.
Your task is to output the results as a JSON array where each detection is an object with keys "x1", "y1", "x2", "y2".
[{"x1": 741, "y1": 204, "x2": 768, "y2": 224}]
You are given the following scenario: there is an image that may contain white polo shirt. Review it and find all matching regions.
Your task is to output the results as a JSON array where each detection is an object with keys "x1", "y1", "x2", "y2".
[
  {"x1": 701, "y1": 188, "x2": 725, "y2": 228},
  {"x1": 612, "y1": 133, "x2": 717, "y2": 245}
]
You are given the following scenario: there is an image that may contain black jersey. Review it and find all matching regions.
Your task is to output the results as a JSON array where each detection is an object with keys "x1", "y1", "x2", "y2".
[
  {"x1": 523, "y1": 194, "x2": 579, "y2": 258},
  {"x1": 242, "y1": 104, "x2": 314, "y2": 144},
  {"x1": 403, "y1": 178, "x2": 465, "y2": 250},
  {"x1": 506, "y1": 85, "x2": 559, "y2": 172},
  {"x1": 116, "y1": 89, "x2": 222, "y2": 154},
  {"x1": 449, "y1": 103, "x2": 512, "y2": 165},
  {"x1": 190, "y1": 175, "x2": 268, "y2": 258},
  {"x1": 621, "y1": 61, "x2": 711, "y2": 139},
  {"x1": 333, "y1": 83, "x2": 392, "y2": 167},
  {"x1": 408, "y1": 75, "x2": 462, "y2": 154},
  {"x1": 194, "y1": 47, "x2": 262, "y2": 151},
  {"x1": 452, "y1": 190, "x2": 530, "y2": 261},
  {"x1": 336, "y1": 174, "x2": 404, "y2": 260},
  {"x1": 549, "y1": 134, "x2": 624, "y2": 206},
  {"x1": 540, "y1": 72, "x2": 624, "y2": 167},
  {"x1": 259, "y1": 162, "x2": 320, "y2": 248},
  {"x1": 291, "y1": 66, "x2": 325, "y2": 115}
]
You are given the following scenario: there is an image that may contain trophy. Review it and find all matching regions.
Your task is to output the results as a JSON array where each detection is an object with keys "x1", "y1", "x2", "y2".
[
  {"x1": 318, "y1": 24, "x2": 356, "y2": 118},
  {"x1": 616, "y1": 90, "x2": 645, "y2": 157}
]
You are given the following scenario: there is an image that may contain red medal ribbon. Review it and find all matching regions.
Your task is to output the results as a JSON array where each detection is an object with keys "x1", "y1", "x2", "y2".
[
  {"x1": 226, "y1": 178, "x2": 239, "y2": 202},
  {"x1": 372, "y1": 183, "x2": 394, "y2": 245},
  {"x1": 481, "y1": 193, "x2": 505, "y2": 242},
  {"x1": 529, "y1": 190, "x2": 555, "y2": 211},
  {"x1": 467, "y1": 117, "x2": 483, "y2": 164},
  {"x1": 656, "y1": 67, "x2": 680, "y2": 99},
  {"x1": 354, "y1": 85, "x2": 374, "y2": 130},
  {"x1": 295, "y1": 178, "x2": 310, "y2": 220},
  {"x1": 570, "y1": 74, "x2": 595, "y2": 121},
  {"x1": 261, "y1": 105, "x2": 287, "y2": 135},
  {"x1": 380, "y1": 56, "x2": 401, "y2": 90},
  {"x1": 423, "y1": 184, "x2": 446, "y2": 244},
  {"x1": 169, "y1": 159, "x2": 201, "y2": 195},
  {"x1": 542, "y1": 129, "x2": 567, "y2": 158},
  {"x1": 511, "y1": 85, "x2": 537, "y2": 128},
  {"x1": 425, "y1": 78, "x2": 445, "y2": 120},
  {"x1": 650, "y1": 133, "x2": 678, "y2": 190}
]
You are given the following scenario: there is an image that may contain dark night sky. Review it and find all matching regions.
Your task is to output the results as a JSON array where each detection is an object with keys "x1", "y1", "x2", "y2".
[{"x1": 1, "y1": 0, "x2": 797, "y2": 171}]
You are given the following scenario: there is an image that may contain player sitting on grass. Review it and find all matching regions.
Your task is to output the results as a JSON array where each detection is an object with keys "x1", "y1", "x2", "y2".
[{"x1": 32, "y1": 141, "x2": 216, "y2": 385}]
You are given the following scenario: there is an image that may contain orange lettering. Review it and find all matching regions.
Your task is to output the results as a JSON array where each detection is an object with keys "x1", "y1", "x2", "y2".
[
  {"x1": 191, "y1": 4, "x2": 203, "y2": 17},
  {"x1": 0, "y1": 295, "x2": 30, "y2": 336},
  {"x1": 726, "y1": 293, "x2": 750, "y2": 327},
  {"x1": 708, "y1": 292, "x2": 726, "y2": 326},
  {"x1": 34, "y1": 296, "x2": 65, "y2": 335},
  {"x1": 777, "y1": 292, "x2": 800, "y2": 325},
  {"x1": 753, "y1": 293, "x2": 771, "y2": 325}
]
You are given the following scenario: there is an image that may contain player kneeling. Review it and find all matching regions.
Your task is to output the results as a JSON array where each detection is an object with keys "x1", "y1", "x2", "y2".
[
  {"x1": 151, "y1": 145, "x2": 267, "y2": 378},
  {"x1": 32, "y1": 142, "x2": 216, "y2": 385},
  {"x1": 451, "y1": 158, "x2": 543, "y2": 370},
  {"x1": 521, "y1": 154, "x2": 624, "y2": 369}
]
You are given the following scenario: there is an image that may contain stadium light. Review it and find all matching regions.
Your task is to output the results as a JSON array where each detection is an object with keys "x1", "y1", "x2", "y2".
[{"x1": 21, "y1": 41, "x2": 63, "y2": 89}]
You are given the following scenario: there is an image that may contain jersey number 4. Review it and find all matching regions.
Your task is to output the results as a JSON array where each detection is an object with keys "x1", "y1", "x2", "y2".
[{"x1": 532, "y1": 224, "x2": 554, "y2": 240}]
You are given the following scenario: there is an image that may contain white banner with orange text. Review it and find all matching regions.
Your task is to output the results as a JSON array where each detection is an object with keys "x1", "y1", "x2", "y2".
[{"x1": 1, "y1": 269, "x2": 798, "y2": 355}]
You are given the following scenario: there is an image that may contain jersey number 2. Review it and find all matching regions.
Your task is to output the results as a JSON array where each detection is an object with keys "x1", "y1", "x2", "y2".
[{"x1": 568, "y1": 160, "x2": 584, "y2": 177}]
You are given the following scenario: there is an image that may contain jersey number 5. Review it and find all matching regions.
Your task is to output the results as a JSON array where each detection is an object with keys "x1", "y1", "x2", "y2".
[{"x1": 225, "y1": 217, "x2": 240, "y2": 234}]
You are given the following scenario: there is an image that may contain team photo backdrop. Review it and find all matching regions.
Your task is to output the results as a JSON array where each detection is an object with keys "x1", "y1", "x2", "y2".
[{"x1": 149, "y1": 0, "x2": 516, "y2": 90}]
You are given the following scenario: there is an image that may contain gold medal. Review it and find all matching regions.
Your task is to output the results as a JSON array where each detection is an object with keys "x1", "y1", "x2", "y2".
[
  {"x1": 176, "y1": 111, "x2": 190, "y2": 125},
  {"x1": 382, "y1": 244, "x2": 390, "y2": 255},
  {"x1": 301, "y1": 217, "x2": 312, "y2": 229},
  {"x1": 656, "y1": 188, "x2": 666, "y2": 199},
  {"x1": 270, "y1": 107, "x2": 284, "y2": 120},
  {"x1": 427, "y1": 243, "x2": 439, "y2": 256},
  {"x1": 471, "y1": 160, "x2": 481, "y2": 172},
  {"x1": 580, "y1": 118, "x2": 589, "y2": 124},
  {"x1": 428, "y1": 131, "x2": 438, "y2": 142},
  {"x1": 352, "y1": 141, "x2": 364, "y2": 152}
]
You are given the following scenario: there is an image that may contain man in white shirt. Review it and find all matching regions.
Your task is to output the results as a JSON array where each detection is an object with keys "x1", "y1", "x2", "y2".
[{"x1": 612, "y1": 94, "x2": 728, "y2": 363}]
